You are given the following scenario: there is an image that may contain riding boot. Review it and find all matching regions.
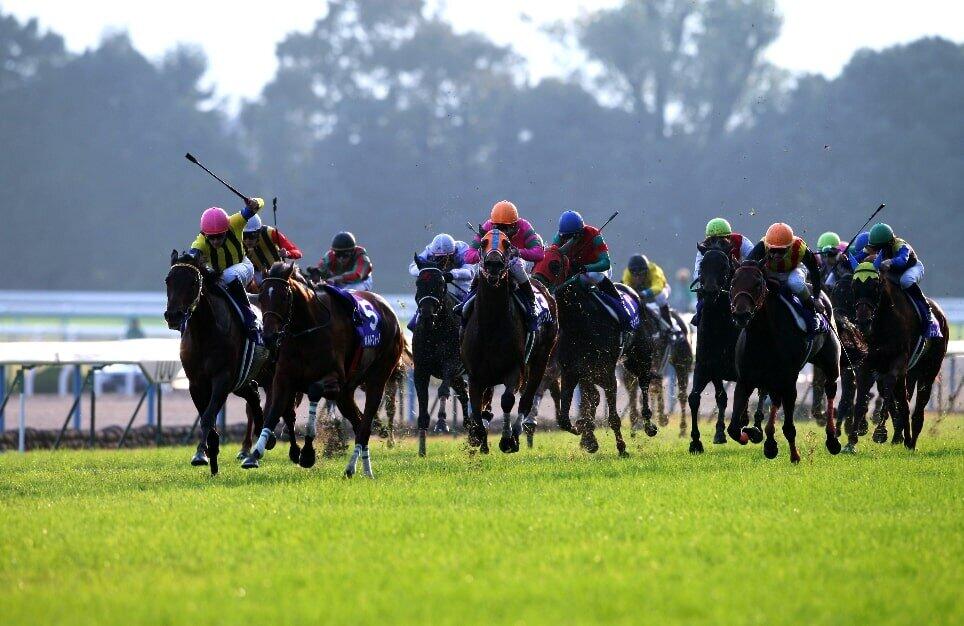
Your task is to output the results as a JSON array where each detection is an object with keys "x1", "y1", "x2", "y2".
[
  {"x1": 226, "y1": 278, "x2": 260, "y2": 342},
  {"x1": 691, "y1": 295, "x2": 703, "y2": 327},
  {"x1": 406, "y1": 311, "x2": 419, "y2": 332},
  {"x1": 800, "y1": 292, "x2": 820, "y2": 339},
  {"x1": 905, "y1": 283, "x2": 942, "y2": 339},
  {"x1": 453, "y1": 289, "x2": 476, "y2": 326},
  {"x1": 516, "y1": 280, "x2": 539, "y2": 332},
  {"x1": 659, "y1": 304, "x2": 681, "y2": 340},
  {"x1": 597, "y1": 277, "x2": 636, "y2": 332}
]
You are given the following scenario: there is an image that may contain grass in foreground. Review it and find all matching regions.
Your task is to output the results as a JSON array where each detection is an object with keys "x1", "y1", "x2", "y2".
[{"x1": 1, "y1": 419, "x2": 962, "y2": 626}]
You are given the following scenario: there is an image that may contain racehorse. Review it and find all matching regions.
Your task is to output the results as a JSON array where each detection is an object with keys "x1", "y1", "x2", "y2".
[
  {"x1": 164, "y1": 251, "x2": 300, "y2": 475},
  {"x1": 622, "y1": 306, "x2": 692, "y2": 437},
  {"x1": 686, "y1": 246, "x2": 767, "y2": 454},
  {"x1": 411, "y1": 261, "x2": 469, "y2": 456},
  {"x1": 851, "y1": 263, "x2": 948, "y2": 450},
  {"x1": 461, "y1": 229, "x2": 557, "y2": 454},
  {"x1": 728, "y1": 260, "x2": 842, "y2": 462},
  {"x1": 533, "y1": 245, "x2": 655, "y2": 455},
  {"x1": 244, "y1": 262, "x2": 403, "y2": 478}
]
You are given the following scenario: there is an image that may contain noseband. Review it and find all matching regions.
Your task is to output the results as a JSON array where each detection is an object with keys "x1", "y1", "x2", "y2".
[
  {"x1": 730, "y1": 265, "x2": 767, "y2": 316},
  {"x1": 415, "y1": 268, "x2": 445, "y2": 310}
]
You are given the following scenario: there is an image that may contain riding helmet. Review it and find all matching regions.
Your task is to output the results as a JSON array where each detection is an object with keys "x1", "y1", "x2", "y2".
[
  {"x1": 628, "y1": 254, "x2": 649, "y2": 273},
  {"x1": 764, "y1": 222, "x2": 794, "y2": 248},
  {"x1": 332, "y1": 231, "x2": 357, "y2": 251},
  {"x1": 868, "y1": 223, "x2": 895, "y2": 247},
  {"x1": 558, "y1": 210, "x2": 584, "y2": 235},
  {"x1": 705, "y1": 218, "x2": 732, "y2": 238}
]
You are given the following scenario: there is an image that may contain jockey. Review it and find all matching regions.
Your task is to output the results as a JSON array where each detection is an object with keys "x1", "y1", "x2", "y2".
[
  {"x1": 816, "y1": 231, "x2": 849, "y2": 288},
  {"x1": 316, "y1": 232, "x2": 374, "y2": 290},
  {"x1": 188, "y1": 197, "x2": 264, "y2": 339},
  {"x1": 691, "y1": 217, "x2": 754, "y2": 325},
  {"x1": 747, "y1": 222, "x2": 824, "y2": 337},
  {"x1": 622, "y1": 254, "x2": 676, "y2": 336},
  {"x1": 407, "y1": 233, "x2": 476, "y2": 331},
  {"x1": 464, "y1": 200, "x2": 545, "y2": 331},
  {"x1": 855, "y1": 223, "x2": 941, "y2": 339},
  {"x1": 409, "y1": 233, "x2": 476, "y2": 298},
  {"x1": 242, "y1": 214, "x2": 303, "y2": 287},
  {"x1": 554, "y1": 210, "x2": 633, "y2": 332}
]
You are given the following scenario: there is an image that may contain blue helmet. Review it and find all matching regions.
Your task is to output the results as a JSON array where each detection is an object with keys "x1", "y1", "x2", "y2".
[{"x1": 558, "y1": 210, "x2": 584, "y2": 235}]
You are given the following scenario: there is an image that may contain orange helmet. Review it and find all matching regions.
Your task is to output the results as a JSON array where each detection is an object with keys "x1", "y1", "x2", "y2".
[
  {"x1": 490, "y1": 200, "x2": 519, "y2": 225},
  {"x1": 764, "y1": 222, "x2": 794, "y2": 248}
]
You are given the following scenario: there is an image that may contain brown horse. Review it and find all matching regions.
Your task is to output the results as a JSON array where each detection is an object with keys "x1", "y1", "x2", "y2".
[
  {"x1": 533, "y1": 244, "x2": 655, "y2": 455},
  {"x1": 728, "y1": 261, "x2": 842, "y2": 462},
  {"x1": 461, "y1": 230, "x2": 558, "y2": 454},
  {"x1": 163, "y1": 251, "x2": 300, "y2": 476},
  {"x1": 851, "y1": 262, "x2": 948, "y2": 450},
  {"x1": 244, "y1": 263, "x2": 403, "y2": 477}
]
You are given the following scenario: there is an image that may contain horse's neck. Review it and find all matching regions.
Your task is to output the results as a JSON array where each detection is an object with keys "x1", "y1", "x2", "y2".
[
  {"x1": 477, "y1": 280, "x2": 513, "y2": 320},
  {"x1": 186, "y1": 290, "x2": 233, "y2": 348},
  {"x1": 873, "y1": 283, "x2": 914, "y2": 349}
]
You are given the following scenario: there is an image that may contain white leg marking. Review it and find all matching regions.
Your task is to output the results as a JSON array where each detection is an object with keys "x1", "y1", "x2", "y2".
[
  {"x1": 254, "y1": 427, "x2": 272, "y2": 455},
  {"x1": 306, "y1": 401, "x2": 318, "y2": 439}
]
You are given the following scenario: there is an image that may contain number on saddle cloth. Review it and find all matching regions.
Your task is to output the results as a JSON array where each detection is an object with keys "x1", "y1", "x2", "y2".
[{"x1": 317, "y1": 282, "x2": 383, "y2": 348}]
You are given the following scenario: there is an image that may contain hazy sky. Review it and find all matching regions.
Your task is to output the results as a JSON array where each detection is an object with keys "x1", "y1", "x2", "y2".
[{"x1": 4, "y1": 0, "x2": 962, "y2": 109}]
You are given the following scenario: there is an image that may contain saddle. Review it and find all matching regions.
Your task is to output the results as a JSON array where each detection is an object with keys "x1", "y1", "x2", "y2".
[
  {"x1": 317, "y1": 282, "x2": 383, "y2": 348},
  {"x1": 775, "y1": 288, "x2": 830, "y2": 336}
]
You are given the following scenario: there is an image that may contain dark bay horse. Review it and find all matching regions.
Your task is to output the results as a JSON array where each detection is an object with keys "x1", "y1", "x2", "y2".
[
  {"x1": 411, "y1": 262, "x2": 469, "y2": 457},
  {"x1": 245, "y1": 263, "x2": 403, "y2": 478},
  {"x1": 851, "y1": 263, "x2": 948, "y2": 450},
  {"x1": 728, "y1": 261, "x2": 842, "y2": 462},
  {"x1": 164, "y1": 251, "x2": 299, "y2": 475},
  {"x1": 686, "y1": 247, "x2": 767, "y2": 454},
  {"x1": 622, "y1": 306, "x2": 692, "y2": 437},
  {"x1": 533, "y1": 245, "x2": 655, "y2": 455},
  {"x1": 461, "y1": 230, "x2": 557, "y2": 454},
  {"x1": 822, "y1": 271, "x2": 870, "y2": 449}
]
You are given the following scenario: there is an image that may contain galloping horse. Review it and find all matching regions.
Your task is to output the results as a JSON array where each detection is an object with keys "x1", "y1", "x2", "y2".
[
  {"x1": 164, "y1": 251, "x2": 299, "y2": 475},
  {"x1": 851, "y1": 262, "x2": 948, "y2": 450},
  {"x1": 622, "y1": 306, "x2": 692, "y2": 437},
  {"x1": 728, "y1": 261, "x2": 842, "y2": 462},
  {"x1": 686, "y1": 247, "x2": 767, "y2": 454},
  {"x1": 533, "y1": 245, "x2": 655, "y2": 455},
  {"x1": 411, "y1": 261, "x2": 469, "y2": 457},
  {"x1": 461, "y1": 230, "x2": 557, "y2": 454},
  {"x1": 245, "y1": 262, "x2": 403, "y2": 478}
]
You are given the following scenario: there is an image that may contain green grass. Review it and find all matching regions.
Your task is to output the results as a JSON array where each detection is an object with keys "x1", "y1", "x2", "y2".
[{"x1": 1, "y1": 420, "x2": 962, "y2": 626}]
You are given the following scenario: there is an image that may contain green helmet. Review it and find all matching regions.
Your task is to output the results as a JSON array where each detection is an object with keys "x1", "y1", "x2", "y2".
[
  {"x1": 705, "y1": 218, "x2": 732, "y2": 238},
  {"x1": 868, "y1": 223, "x2": 894, "y2": 247},
  {"x1": 816, "y1": 231, "x2": 841, "y2": 252}
]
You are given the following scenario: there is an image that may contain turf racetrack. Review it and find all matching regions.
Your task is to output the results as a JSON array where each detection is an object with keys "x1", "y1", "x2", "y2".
[{"x1": 2, "y1": 420, "x2": 962, "y2": 625}]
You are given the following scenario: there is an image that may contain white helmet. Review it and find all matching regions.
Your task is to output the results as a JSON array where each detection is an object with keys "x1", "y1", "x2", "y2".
[
  {"x1": 429, "y1": 233, "x2": 456, "y2": 257},
  {"x1": 243, "y1": 214, "x2": 263, "y2": 233}
]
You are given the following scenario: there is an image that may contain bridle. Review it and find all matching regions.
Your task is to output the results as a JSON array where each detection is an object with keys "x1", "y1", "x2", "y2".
[
  {"x1": 166, "y1": 263, "x2": 203, "y2": 332},
  {"x1": 694, "y1": 248, "x2": 733, "y2": 300},
  {"x1": 730, "y1": 263, "x2": 768, "y2": 318},
  {"x1": 480, "y1": 240, "x2": 513, "y2": 284},
  {"x1": 260, "y1": 275, "x2": 330, "y2": 346},
  {"x1": 415, "y1": 267, "x2": 446, "y2": 315}
]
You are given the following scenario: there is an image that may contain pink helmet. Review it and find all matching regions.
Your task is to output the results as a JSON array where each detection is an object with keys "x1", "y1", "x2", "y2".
[{"x1": 200, "y1": 207, "x2": 230, "y2": 235}]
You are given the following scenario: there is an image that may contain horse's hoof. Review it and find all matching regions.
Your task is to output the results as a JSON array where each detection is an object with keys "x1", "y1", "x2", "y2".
[
  {"x1": 903, "y1": 439, "x2": 915, "y2": 451},
  {"x1": 241, "y1": 456, "x2": 260, "y2": 469},
  {"x1": 580, "y1": 433, "x2": 599, "y2": 454},
  {"x1": 266, "y1": 432, "x2": 277, "y2": 451},
  {"x1": 891, "y1": 435, "x2": 904, "y2": 446},
  {"x1": 658, "y1": 415, "x2": 669, "y2": 427},
  {"x1": 209, "y1": 457, "x2": 219, "y2": 476},
  {"x1": 617, "y1": 446, "x2": 630, "y2": 458},
  {"x1": 236, "y1": 449, "x2": 249, "y2": 461},
  {"x1": 526, "y1": 432, "x2": 534, "y2": 448},
  {"x1": 522, "y1": 420, "x2": 536, "y2": 436},
  {"x1": 872, "y1": 428, "x2": 887, "y2": 444},
  {"x1": 763, "y1": 439, "x2": 778, "y2": 459},
  {"x1": 433, "y1": 419, "x2": 450, "y2": 434},
  {"x1": 298, "y1": 444, "x2": 316, "y2": 469},
  {"x1": 841, "y1": 443, "x2": 856, "y2": 455},
  {"x1": 418, "y1": 431, "x2": 427, "y2": 458},
  {"x1": 727, "y1": 426, "x2": 745, "y2": 445},
  {"x1": 689, "y1": 440, "x2": 704, "y2": 455},
  {"x1": 288, "y1": 443, "x2": 301, "y2": 464},
  {"x1": 363, "y1": 471, "x2": 375, "y2": 480},
  {"x1": 678, "y1": 427, "x2": 687, "y2": 439},
  {"x1": 480, "y1": 441, "x2": 489, "y2": 455},
  {"x1": 743, "y1": 426, "x2": 764, "y2": 445},
  {"x1": 790, "y1": 452, "x2": 801, "y2": 464},
  {"x1": 191, "y1": 452, "x2": 209, "y2": 466},
  {"x1": 826, "y1": 437, "x2": 841, "y2": 455},
  {"x1": 344, "y1": 469, "x2": 354, "y2": 479},
  {"x1": 643, "y1": 423, "x2": 658, "y2": 438},
  {"x1": 713, "y1": 429, "x2": 727, "y2": 445},
  {"x1": 856, "y1": 418, "x2": 869, "y2": 437},
  {"x1": 629, "y1": 428, "x2": 637, "y2": 439}
]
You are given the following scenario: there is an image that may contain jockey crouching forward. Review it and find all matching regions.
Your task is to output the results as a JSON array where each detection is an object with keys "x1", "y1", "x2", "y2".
[
  {"x1": 407, "y1": 233, "x2": 477, "y2": 330},
  {"x1": 242, "y1": 214, "x2": 303, "y2": 288},
  {"x1": 623, "y1": 254, "x2": 678, "y2": 338},
  {"x1": 554, "y1": 210, "x2": 635, "y2": 332},
  {"x1": 747, "y1": 222, "x2": 825, "y2": 338},
  {"x1": 692, "y1": 217, "x2": 754, "y2": 326},
  {"x1": 188, "y1": 197, "x2": 264, "y2": 340},
  {"x1": 463, "y1": 200, "x2": 545, "y2": 331},
  {"x1": 316, "y1": 231, "x2": 373, "y2": 291}
]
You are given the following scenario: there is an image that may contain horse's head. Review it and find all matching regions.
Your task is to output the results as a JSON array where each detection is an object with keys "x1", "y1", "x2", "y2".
[
  {"x1": 697, "y1": 247, "x2": 733, "y2": 302},
  {"x1": 164, "y1": 250, "x2": 206, "y2": 330},
  {"x1": 532, "y1": 245, "x2": 570, "y2": 291},
  {"x1": 729, "y1": 261, "x2": 768, "y2": 328},
  {"x1": 480, "y1": 229, "x2": 513, "y2": 286},
  {"x1": 852, "y1": 262, "x2": 883, "y2": 332},
  {"x1": 830, "y1": 273, "x2": 856, "y2": 319},
  {"x1": 258, "y1": 262, "x2": 297, "y2": 348},
  {"x1": 413, "y1": 255, "x2": 447, "y2": 328}
]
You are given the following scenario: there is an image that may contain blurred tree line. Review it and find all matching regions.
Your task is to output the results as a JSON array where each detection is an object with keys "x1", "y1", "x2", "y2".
[{"x1": 0, "y1": 1, "x2": 961, "y2": 295}]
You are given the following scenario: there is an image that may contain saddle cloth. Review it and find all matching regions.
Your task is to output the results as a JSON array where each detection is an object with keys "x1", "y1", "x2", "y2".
[
  {"x1": 318, "y1": 283, "x2": 383, "y2": 349},
  {"x1": 589, "y1": 288, "x2": 641, "y2": 330}
]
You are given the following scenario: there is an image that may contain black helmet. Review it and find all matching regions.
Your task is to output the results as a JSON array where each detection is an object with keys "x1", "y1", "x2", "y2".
[
  {"x1": 628, "y1": 254, "x2": 649, "y2": 273},
  {"x1": 331, "y1": 231, "x2": 357, "y2": 251}
]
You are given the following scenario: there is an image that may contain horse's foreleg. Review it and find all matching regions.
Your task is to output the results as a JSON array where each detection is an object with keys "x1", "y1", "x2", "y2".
[
  {"x1": 686, "y1": 370, "x2": 709, "y2": 454},
  {"x1": 727, "y1": 381, "x2": 751, "y2": 445},
  {"x1": 336, "y1": 394, "x2": 364, "y2": 478},
  {"x1": 823, "y1": 376, "x2": 841, "y2": 455},
  {"x1": 908, "y1": 377, "x2": 932, "y2": 450},
  {"x1": 414, "y1": 367, "x2": 431, "y2": 457},
  {"x1": 244, "y1": 378, "x2": 294, "y2": 469},
  {"x1": 558, "y1": 370, "x2": 578, "y2": 435},
  {"x1": 239, "y1": 385, "x2": 262, "y2": 460},
  {"x1": 466, "y1": 380, "x2": 488, "y2": 453},
  {"x1": 498, "y1": 380, "x2": 519, "y2": 454},
  {"x1": 194, "y1": 375, "x2": 231, "y2": 476},
  {"x1": 782, "y1": 389, "x2": 800, "y2": 464},
  {"x1": 713, "y1": 378, "x2": 731, "y2": 444},
  {"x1": 676, "y1": 363, "x2": 690, "y2": 438},
  {"x1": 604, "y1": 377, "x2": 628, "y2": 457}
]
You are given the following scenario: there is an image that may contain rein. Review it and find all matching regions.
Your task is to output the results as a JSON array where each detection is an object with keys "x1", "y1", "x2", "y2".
[{"x1": 261, "y1": 276, "x2": 331, "y2": 344}]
